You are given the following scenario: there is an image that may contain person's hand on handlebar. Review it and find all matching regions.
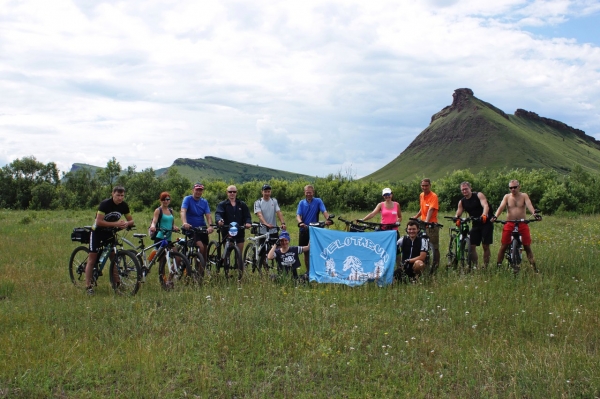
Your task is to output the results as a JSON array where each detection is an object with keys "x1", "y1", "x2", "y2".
[{"x1": 533, "y1": 213, "x2": 542, "y2": 221}]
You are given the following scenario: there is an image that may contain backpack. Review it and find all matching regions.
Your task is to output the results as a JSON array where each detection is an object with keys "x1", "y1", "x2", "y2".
[{"x1": 149, "y1": 207, "x2": 172, "y2": 240}]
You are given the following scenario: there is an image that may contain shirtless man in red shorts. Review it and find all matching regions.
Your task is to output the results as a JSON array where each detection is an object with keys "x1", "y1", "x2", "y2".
[{"x1": 491, "y1": 180, "x2": 542, "y2": 270}]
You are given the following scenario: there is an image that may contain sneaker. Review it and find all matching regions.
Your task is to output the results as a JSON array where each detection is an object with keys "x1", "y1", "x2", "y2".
[{"x1": 86, "y1": 287, "x2": 94, "y2": 296}]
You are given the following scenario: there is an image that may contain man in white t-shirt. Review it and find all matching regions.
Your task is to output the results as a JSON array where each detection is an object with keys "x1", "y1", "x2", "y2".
[{"x1": 254, "y1": 184, "x2": 286, "y2": 235}]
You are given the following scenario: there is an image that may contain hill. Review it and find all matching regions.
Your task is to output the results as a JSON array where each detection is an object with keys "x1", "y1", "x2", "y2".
[
  {"x1": 69, "y1": 157, "x2": 314, "y2": 183},
  {"x1": 164, "y1": 156, "x2": 313, "y2": 183},
  {"x1": 363, "y1": 88, "x2": 600, "y2": 182}
]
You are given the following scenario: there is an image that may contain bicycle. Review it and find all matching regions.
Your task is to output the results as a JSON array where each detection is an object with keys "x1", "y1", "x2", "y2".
[
  {"x1": 174, "y1": 226, "x2": 208, "y2": 280},
  {"x1": 494, "y1": 217, "x2": 541, "y2": 273},
  {"x1": 207, "y1": 222, "x2": 245, "y2": 280},
  {"x1": 243, "y1": 222, "x2": 280, "y2": 275},
  {"x1": 126, "y1": 228, "x2": 194, "y2": 290},
  {"x1": 407, "y1": 218, "x2": 443, "y2": 274},
  {"x1": 444, "y1": 216, "x2": 480, "y2": 272},
  {"x1": 69, "y1": 226, "x2": 142, "y2": 295}
]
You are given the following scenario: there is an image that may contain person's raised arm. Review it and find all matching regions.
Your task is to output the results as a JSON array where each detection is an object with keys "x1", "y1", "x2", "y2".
[
  {"x1": 362, "y1": 203, "x2": 382, "y2": 221},
  {"x1": 492, "y1": 195, "x2": 508, "y2": 220}
]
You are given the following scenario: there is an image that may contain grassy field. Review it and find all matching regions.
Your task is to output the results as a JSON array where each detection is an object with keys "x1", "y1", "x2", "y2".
[{"x1": 0, "y1": 209, "x2": 599, "y2": 398}]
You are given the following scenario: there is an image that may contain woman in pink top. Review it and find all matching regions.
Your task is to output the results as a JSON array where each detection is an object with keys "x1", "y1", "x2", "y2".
[{"x1": 361, "y1": 188, "x2": 402, "y2": 234}]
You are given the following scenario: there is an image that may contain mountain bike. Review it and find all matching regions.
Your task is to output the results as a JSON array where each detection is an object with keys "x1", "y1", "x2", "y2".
[
  {"x1": 243, "y1": 222, "x2": 280, "y2": 275},
  {"x1": 69, "y1": 226, "x2": 142, "y2": 295},
  {"x1": 494, "y1": 217, "x2": 541, "y2": 273},
  {"x1": 208, "y1": 223, "x2": 245, "y2": 280},
  {"x1": 175, "y1": 226, "x2": 208, "y2": 281},
  {"x1": 444, "y1": 216, "x2": 480, "y2": 272},
  {"x1": 407, "y1": 218, "x2": 443, "y2": 274},
  {"x1": 126, "y1": 228, "x2": 194, "y2": 290}
]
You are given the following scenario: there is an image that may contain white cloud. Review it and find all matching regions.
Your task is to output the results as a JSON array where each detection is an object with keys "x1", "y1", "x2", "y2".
[{"x1": 1, "y1": 0, "x2": 599, "y2": 177}]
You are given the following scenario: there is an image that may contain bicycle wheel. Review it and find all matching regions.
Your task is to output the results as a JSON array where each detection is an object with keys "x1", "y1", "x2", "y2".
[
  {"x1": 510, "y1": 239, "x2": 521, "y2": 273},
  {"x1": 207, "y1": 240, "x2": 221, "y2": 273},
  {"x1": 69, "y1": 246, "x2": 90, "y2": 287},
  {"x1": 109, "y1": 250, "x2": 142, "y2": 295},
  {"x1": 224, "y1": 245, "x2": 243, "y2": 280},
  {"x1": 158, "y1": 251, "x2": 193, "y2": 289},
  {"x1": 446, "y1": 234, "x2": 457, "y2": 268},
  {"x1": 463, "y1": 237, "x2": 472, "y2": 271},
  {"x1": 192, "y1": 252, "x2": 206, "y2": 282},
  {"x1": 243, "y1": 243, "x2": 258, "y2": 273},
  {"x1": 427, "y1": 242, "x2": 435, "y2": 274}
]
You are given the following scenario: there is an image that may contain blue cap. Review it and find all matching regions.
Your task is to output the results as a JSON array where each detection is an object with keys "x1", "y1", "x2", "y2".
[{"x1": 279, "y1": 231, "x2": 290, "y2": 241}]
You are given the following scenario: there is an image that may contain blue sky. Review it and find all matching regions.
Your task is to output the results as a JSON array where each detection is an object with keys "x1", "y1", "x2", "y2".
[{"x1": 1, "y1": 0, "x2": 599, "y2": 178}]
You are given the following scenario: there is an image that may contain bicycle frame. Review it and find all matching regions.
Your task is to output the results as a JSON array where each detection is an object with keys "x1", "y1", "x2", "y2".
[
  {"x1": 245, "y1": 223, "x2": 279, "y2": 273},
  {"x1": 444, "y1": 216, "x2": 478, "y2": 271}
]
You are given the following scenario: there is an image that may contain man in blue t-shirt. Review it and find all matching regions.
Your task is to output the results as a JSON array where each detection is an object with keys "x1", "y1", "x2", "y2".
[
  {"x1": 296, "y1": 184, "x2": 331, "y2": 275},
  {"x1": 181, "y1": 182, "x2": 214, "y2": 263}
]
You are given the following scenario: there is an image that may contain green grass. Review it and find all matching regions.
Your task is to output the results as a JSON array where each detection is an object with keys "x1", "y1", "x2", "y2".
[{"x1": 0, "y1": 209, "x2": 599, "y2": 398}]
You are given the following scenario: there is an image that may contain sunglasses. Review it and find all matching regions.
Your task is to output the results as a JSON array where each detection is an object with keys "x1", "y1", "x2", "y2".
[
  {"x1": 509, "y1": 186, "x2": 519, "y2": 190},
  {"x1": 162, "y1": 198, "x2": 171, "y2": 201},
  {"x1": 228, "y1": 191, "x2": 237, "y2": 193},
  {"x1": 383, "y1": 193, "x2": 391, "y2": 197}
]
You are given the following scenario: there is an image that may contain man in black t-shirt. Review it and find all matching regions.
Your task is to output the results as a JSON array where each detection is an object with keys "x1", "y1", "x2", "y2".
[
  {"x1": 395, "y1": 220, "x2": 427, "y2": 281},
  {"x1": 85, "y1": 186, "x2": 135, "y2": 295},
  {"x1": 455, "y1": 181, "x2": 493, "y2": 268}
]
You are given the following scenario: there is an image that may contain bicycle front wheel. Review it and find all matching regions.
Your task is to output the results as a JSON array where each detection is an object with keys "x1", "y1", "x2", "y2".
[
  {"x1": 207, "y1": 240, "x2": 221, "y2": 272},
  {"x1": 510, "y1": 239, "x2": 521, "y2": 272},
  {"x1": 69, "y1": 246, "x2": 90, "y2": 287},
  {"x1": 158, "y1": 251, "x2": 193, "y2": 289},
  {"x1": 462, "y1": 237, "x2": 472, "y2": 271},
  {"x1": 110, "y1": 250, "x2": 142, "y2": 295},
  {"x1": 224, "y1": 245, "x2": 243, "y2": 280},
  {"x1": 243, "y1": 243, "x2": 258, "y2": 273},
  {"x1": 427, "y1": 242, "x2": 436, "y2": 275},
  {"x1": 446, "y1": 235, "x2": 457, "y2": 268},
  {"x1": 193, "y1": 252, "x2": 206, "y2": 282}
]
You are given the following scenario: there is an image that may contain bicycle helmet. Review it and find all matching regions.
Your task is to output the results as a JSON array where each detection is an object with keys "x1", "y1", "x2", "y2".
[{"x1": 229, "y1": 222, "x2": 238, "y2": 237}]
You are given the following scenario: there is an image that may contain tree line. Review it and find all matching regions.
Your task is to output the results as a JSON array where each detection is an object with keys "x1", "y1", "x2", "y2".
[{"x1": 2, "y1": 156, "x2": 599, "y2": 215}]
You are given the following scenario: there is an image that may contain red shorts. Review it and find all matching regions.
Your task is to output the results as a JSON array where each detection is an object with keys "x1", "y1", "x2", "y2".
[{"x1": 501, "y1": 222, "x2": 531, "y2": 246}]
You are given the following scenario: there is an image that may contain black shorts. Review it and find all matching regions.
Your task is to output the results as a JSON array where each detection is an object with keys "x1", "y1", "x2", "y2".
[
  {"x1": 299, "y1": 228, "x2": 310, "y2": 246},
  {"x1": 89, "y1": 230, "x2": 114, "y2": 253},
  {"x1": 185, "y1": 228, "x2": 209, "y2": 247},
  {"x1": 470, "y1": 222, "x2": 493, "y2": 246}
]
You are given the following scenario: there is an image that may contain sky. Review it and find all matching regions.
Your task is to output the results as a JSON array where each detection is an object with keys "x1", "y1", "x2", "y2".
[{"x1": 1, "y1": 0, "x2": 600, "y2": 178}]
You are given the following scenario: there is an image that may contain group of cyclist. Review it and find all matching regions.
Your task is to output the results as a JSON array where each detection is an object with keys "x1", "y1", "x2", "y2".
[{"x1": 83, "y1": 178, "x2": 541, "y2": 294}]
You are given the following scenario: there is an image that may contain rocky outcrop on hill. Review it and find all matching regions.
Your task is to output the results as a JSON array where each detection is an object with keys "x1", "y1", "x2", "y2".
[
  {"x1": 431, "y1": 88, "x2": 508, "y2": 123},
  {"x1": 514, "y1": 109, "x2": 599, "y2": 148}
]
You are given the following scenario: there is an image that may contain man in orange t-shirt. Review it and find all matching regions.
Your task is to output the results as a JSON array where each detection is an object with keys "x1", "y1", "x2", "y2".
[{"x1": 413, "y1": 178, "x2": 440, "y2": 270}]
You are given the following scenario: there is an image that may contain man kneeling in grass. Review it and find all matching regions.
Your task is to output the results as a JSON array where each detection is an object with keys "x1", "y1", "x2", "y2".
[
  {"x1": 267, "y1": 231, "x2": 309, "y2": 281},
  {"x1": 394, "y1": 220, "x2": 427, "y2": 282}
]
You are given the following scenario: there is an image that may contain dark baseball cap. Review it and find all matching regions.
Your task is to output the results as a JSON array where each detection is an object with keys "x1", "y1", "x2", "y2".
[{"x1": 262, "y1": 184, "x2": 272, "y2": 191}]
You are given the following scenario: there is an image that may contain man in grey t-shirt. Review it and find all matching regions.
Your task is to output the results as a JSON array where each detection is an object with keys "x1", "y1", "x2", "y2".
[{"x1": 254, "y1": 184, "x2": 286, "y2": 235}]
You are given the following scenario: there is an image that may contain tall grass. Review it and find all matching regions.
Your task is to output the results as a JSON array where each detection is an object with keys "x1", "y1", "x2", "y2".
[{"x1": 0, "y1": 209, "x2": 598, "y2": 398}]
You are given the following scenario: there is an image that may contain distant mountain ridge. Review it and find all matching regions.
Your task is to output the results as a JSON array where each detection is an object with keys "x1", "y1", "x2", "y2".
[
  {"x1": 69, "y1": 156, "x2": 314, "y2": 183},
  {"x1": 363, "y1": 88, "x2": 600, "y2": 182}
]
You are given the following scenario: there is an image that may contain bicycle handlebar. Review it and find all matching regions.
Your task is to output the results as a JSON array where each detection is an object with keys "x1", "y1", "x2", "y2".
[
  {"x1": 298, "y1": 214, "x2": 335, "y2": 228},
  {"x1": 355, "y1": 219, "x2": 400, "y2": 230},
  {"x1": 444, "y1": 216, "x2": 482, "y2": 223},
  {"x1": 493, "y1": 218, "x2": 541, "y2": 225},
  {"x1": 408, "y1": 218, "x2": 444, "y2": 228}
]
